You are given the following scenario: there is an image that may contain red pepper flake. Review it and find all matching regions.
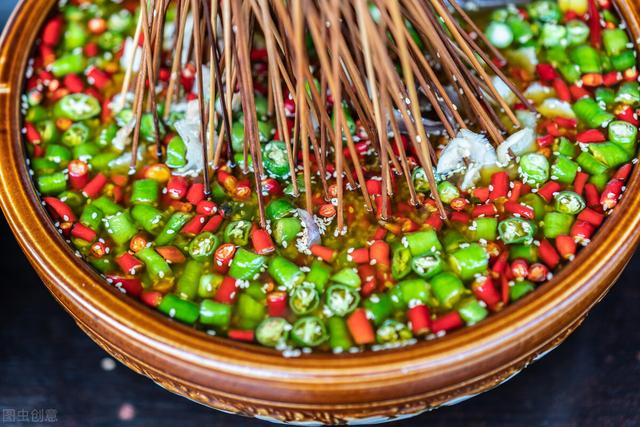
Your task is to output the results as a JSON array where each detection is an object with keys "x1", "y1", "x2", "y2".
[
  {"x1": 553, "y1": 78, "x2": 572, "y2": 102},
  {"x1": 614, "y1": 163, "x2": 632, "y2": 182},
  {"x1": 504, "y1": 200, "x2": 535, "y2": 219},
  {"x1": 450, "y1": 197, "x2": 469, "y2": 211},
  {"x1": 472, "y1": 276, "x2": 501, "y2": 311},
  {"x1": 571, "y1": 220, "x2": 596, "y2": 243},
  {"x1": 407, "y1": 304, "x2": 431, "y2": 336},
  {"x1": 195, "y1": 200, "x2": 217, "y2": 216},
  {"x1": 63, "y1": 73, "x2": 84, "y2": 93},
  {"x1": 166, "y1": 175, "x2": 189, "y2": 200},
  {"x1": 68, "y1": 159, "x2": 90, "y2": 190},
  {"x1": 228, "y1": 329, "x2": 254, "y2": 342},
  {"x1": 347, "y1": 308, "x2": 375, "y2": 344},
  {"x1": 600, "y1": 179, "x2": 624, "y2": 210},
  {"x1": 431, "y1": 311, "x2": 464, "y2": 334},
  {"x1": 42, "y1": 16, "x2": 64, "y2": 47},
  {"x1": 577, "y1": 207, "x2": 604, "y2": 226},
  {"x1": 472, "y1": 187, "x2": 490, "y2": 203},
  {"x1": 489, "y1": 171, "x2": 509, "y2": 200},
  {"x1": 424, "y1": 213, "x2": 443, "y2": 230},
  {"x1": 156, "y1": 246, "x2": 187, "y2": 264},
  {"x1": 115, "y1": 252, "x2": 144, "y2": 275},
  {"x1": 180, "y1": 214, "x2": 206, "y2": 236},
  {"x1": 556, "y1": 235, "x2": 577, "y2": 259},
  {"x1": 509, "y1": 181, "x2": 524, "y2": 202},
  {"x1": 537, "y1": 181, "x2": 562, "y2": 203},
  {"x1": 186, "y1": 183, "x2": 205, "y2": 205},
  {"x1": 266, "y1": 291, "x2": 287, "y2": 317},
  {"x1": 584, "y1": 183, "x2": 601, "y2": 208},
  {"x1": 554, "y1": 117, "x2": 577, "y2": 129},
  {"x1": 71, "y1": 223, "x2": 97, "y2": 243},
  {"x1": 24, "y1": 122, "x2": 42, "y2": 145},
  {"x1": 202, "y1": 214, "x2": 224, "y2": 233},
  {"x1": 82, "y1": 173, "x2": 108, "y2": 199},
  {"x1": 603, "y1": 71, "x2": 622, "y2": 87},
  {"x1": 539, "y1": 239, "x2": 560, "y2": 269},
  {"x1": 491, "y1": 250, "x2": 510, "y2": 276},
  {"x1": 570, "y1": 84, "x2": 591, "y2": 101},
  {"x1": 510, "y1": 259, "x2": 529, "y2": 280},
  {"x1": 369, "y1": 240, "x2": 390, "y2": 267},
  {"x1": 588, "y1": 0, "x2": 602, "y2": 49},
  {"x1": 141, "y1": 291, "x2": 163, "y2": 307},
  {"x1": 214, "y1": 276, "x2": 238, "y2": 304},
  {"x1": 318, "y1": 203, "x2": 336, "y2": 218},
  {"x1": 450, "y1": 211, "x2": 470, "y2": 224},
  {"x1": 536, "y1": 63, "x2": 559, "y2": 81},
  {"x1": 107, "y1": 275, "x2": 143, "y2": 298},
  {"x1": 214, "y1": 244, "x2": 236, "y2": 274},
  {"x1": 471, "y1": 203, "x2": 497, "y2": 218},
  {"x1": 251, "y1": 228, "x2": 276, "y2": 255},
  {"x1": 573, "y1": 171, "x2": 589, "y2": 196},
  {"x1": 576, "y1": 129, "x2": 606, "y2": 143},
  {"x1": 616, "y1": 106, "x2": 639, "y2": 126},
  {"x1": 348, "y1": 247, "x2": 370, "y2": 264},
  {"x1": 527, "y1": 263, "x2": 549, "y2": 282},
  {"x1": 43, "y1": 196, "x2": 77, "y2": 223},
  {"x1": 537, "y1": 134, "x2": 554, "y2": 148}
]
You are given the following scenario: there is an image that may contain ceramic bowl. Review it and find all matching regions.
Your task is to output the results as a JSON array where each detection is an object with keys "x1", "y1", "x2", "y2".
[{"x1": 1, "y1": 1, "x2": 639, "y2": 424}]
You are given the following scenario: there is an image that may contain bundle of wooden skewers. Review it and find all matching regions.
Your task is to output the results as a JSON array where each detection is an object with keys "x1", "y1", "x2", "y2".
[{"x1": 120, "y1": 0, "x2": 535, "y2": 232}]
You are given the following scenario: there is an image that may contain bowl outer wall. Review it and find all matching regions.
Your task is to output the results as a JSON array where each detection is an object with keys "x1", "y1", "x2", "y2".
[{"x1": 0, "y1": 0, "x2": 639, "y2": 422}]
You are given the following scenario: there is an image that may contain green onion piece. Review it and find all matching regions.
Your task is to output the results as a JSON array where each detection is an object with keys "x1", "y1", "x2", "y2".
[
  {"x1": 158, "y1": 294, "x2": 199, "y2": 324},
  {"x1": 510, "y1": 280, "x2": 535, "y2": 301},
  {"x1": 430, "y1": 272, "x2": 465, "y2": 309},
  {"x1": 130, "y1": 204, "x2": 164, "y2": 234},
  {"x1": 403, "y1": 229, "x2": 442, "y2": 256},
  {"x1": 229, "y1": 248, "x2": 267, "y2": 280},
  {"x1": 136, "y1": 247, "x2": 173, "y2": 283},
  {"x1": 327, "y1": 317, "x2": 353, "y2": 351},
  {"x1": 543, "y1": 212, "x2": 575, "y2": 238},
  {"x1": 363, "y1": 293, "x2": 394, "y2": 326},
  {"x1": 458, "y1": 298, "x2": 489, "y2": 325},
  {"x1": 103, "y1": 211, "x2": 138, "y2": 245},
  {"x1": 268, "y1": 256, "x2": 305, "y2": 289},
  {"x1": 130, "y1": 179, "x2": 159, "y2": 205},
  {"x1": 176, "y1": 260, "x2": 202, "y2": 300},
  {"x1": 199, "y1": 299, "x2": 232, "y2": 328},
  {"x1": 331, "y1": 268, "x2": 361, "y2": 288},
  {"x1": 155, "y1": 212, "x2": 191, "y2": 246},
  {"x1": 448, "y1": 243, "x2": 489, "y2": 281}
]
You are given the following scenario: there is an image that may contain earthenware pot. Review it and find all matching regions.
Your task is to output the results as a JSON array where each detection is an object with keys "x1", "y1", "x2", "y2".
[{"x1": 1, "y1": 1, "x2": 639, "y2": 424}]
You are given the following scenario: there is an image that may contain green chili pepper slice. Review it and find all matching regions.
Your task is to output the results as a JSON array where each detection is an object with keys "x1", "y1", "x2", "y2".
[
  {"x1": 291, "y1": 316, "x2": 328, "y2": 347},
  {"x1": 289, "y1": 283, "x2": 320, "y2": 315},
  {"x1": 554, "y1": 191, "x2": 586, "y2": 215},
  {"x1": 498, "y1": 218, "x2": 536, "y2": 245},
  {"x1": 256, "y1": 317, "x2": 290, "y2": 348},
  {"x1": 54, "y1": 94, "x2": 101, "y2": 121},
  {"x1": 325, "y1": 284, "x2": 360, "y2": 316},
  {"x1": 188, "y1": 232, "x2": 220, "y2": 261},
  {"x1": 376, "y1": 319, "x2": 413, "y2": 344}
]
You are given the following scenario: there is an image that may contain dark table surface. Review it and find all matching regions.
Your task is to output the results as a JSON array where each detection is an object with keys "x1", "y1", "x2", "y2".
[{"x1": 0, "y1": 2, "x2": 639, "y2": 426}]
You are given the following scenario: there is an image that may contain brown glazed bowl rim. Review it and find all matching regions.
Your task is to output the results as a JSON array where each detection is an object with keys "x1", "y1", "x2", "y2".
[{"x1": 1, "y1": 0, "x2": 640, "y2": 414}]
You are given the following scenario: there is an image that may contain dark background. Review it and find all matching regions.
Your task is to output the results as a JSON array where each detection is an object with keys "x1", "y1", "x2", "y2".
[{"x1": 0, "y1": 3, "x2": 638, "y2": 427}]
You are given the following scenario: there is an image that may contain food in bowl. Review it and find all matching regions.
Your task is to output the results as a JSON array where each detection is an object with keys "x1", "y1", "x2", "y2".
[{"x1": 23, "y1": 0, "x2": 638, "y2": 355}]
